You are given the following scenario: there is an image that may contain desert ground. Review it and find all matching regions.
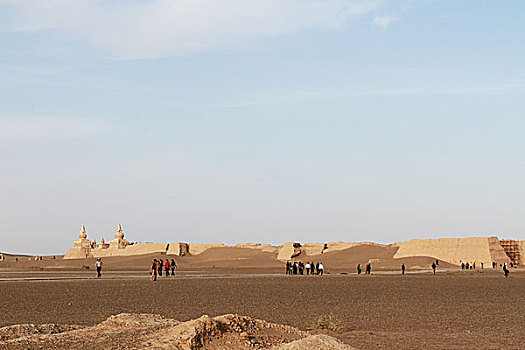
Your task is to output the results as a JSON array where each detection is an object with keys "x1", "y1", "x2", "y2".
[{"x1": 0, "y1": 251, "x2": 523, "y2": 350}]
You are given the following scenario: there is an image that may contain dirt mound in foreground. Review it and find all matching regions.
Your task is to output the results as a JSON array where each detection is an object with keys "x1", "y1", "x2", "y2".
[
  {"x1": 0, "y1": 324, "x2": 82, "y2": 341},
  {"x1": 0, "y1": 313, "x2": 355, "y2": 350}
]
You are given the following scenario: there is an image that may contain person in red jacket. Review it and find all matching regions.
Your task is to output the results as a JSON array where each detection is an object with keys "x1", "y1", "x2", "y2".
[{"x1": 165, "y1": 259, "x2": 170, "y2": 276}]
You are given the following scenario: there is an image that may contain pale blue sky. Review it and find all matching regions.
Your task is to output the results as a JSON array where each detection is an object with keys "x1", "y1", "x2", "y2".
[{"x1": 1, "y1": 1, "x2": 525, "y2": 254}]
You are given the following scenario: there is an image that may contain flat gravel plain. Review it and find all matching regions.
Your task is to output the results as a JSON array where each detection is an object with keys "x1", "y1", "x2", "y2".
[{"x1": 1, "y1": 272, "x2": 523, "y2": 349}]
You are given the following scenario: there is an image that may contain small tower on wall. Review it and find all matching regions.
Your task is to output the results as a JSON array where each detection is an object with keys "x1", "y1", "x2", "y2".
[
  {"x1": 110, "y1": 224, "x2": 129, "y2": 249},
  {"x1": 73, "y1": 225, "x2": 92, "y2": 249},
  {"x1": 99, "y1": 237, "x2": 109, "y2": 249}
]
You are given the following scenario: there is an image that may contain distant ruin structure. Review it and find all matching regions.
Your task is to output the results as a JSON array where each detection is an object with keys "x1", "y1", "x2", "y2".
[
  {"x1": 177, "y1": 243, "x2": 189, "y2": 256},
  {"x1": 63, "y1": 226, "x2": 525, "y2": 266},
  {"x1": 392, "y1": 237, "x2": 515, "y2": 266},
  {"x1": 499, "y1": 239, "x2": 522, "y2": 265},
  {"x1": 64, "y1": 225, "x2": 188, "y2": 259}
]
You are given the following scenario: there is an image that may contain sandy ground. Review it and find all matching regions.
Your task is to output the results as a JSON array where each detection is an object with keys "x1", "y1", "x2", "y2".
[{"x1": 0, "y1": 271, "x2": 523, "y2": 349}]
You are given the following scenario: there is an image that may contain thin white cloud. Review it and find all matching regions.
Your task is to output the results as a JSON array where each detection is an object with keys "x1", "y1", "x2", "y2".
[
  {"x1": 218, "y1": 82, "x2": 525, "y2": 108},
  {"x1": 373, "y1": 15, "x2": 399, "y2": 28},
  {"x1": 1, "y1": 0, "x2": 388, "y2": 58}
]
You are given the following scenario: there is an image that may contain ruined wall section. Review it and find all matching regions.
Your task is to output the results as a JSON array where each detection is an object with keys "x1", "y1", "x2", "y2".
[
  {"x1": 393, "y1": 237, "x2": 499, "y2": 266},
  {"x1": 188, "y1": 244, "x2": 227, "y2": 255},
  {"x1": 499, "y1": 239, "x2": 522, "y2": 265},
  {"x1": 234, "y1": 243, "x2": 279, "y2": 253},
  {"x1": 166, "y1": 242, "x2": 189, "y2": 256},
  {"x1": 64, "y1": 243, "x2": 170, "y2": 259},
  {"x1": 488, "y1": 237, "x2": 512, "y2": 265},
  {"x1": 277, "y1": 242, "x2": 304, "y2": 261},
  {"x1": 92, "y1": 243, "x2": 169, "y2": 258}
]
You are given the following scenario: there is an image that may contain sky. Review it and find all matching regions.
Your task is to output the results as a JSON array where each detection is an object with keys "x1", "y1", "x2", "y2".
[{"x1": 1, "y1": 0, "x2": 525, "y2": 255}]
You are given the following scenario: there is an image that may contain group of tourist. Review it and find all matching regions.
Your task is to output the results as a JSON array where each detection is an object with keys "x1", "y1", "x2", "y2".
[
  {"x1": 356, "y1": 263, "x2": 372, "y2": 275},
  {"x1": 150, "y1": 258, "x2": 177, "y2": 281},
  {"x1": 91, "y1": 258, "x2": 177, "y2": 280},
  {"x1": 464, "y1": 261, "x2": 513, "y2": 277},
  {"x1": 286, "y1": 261, "x2": 324, "y2": 275},
  {"x1": 460, "y1": 262, "x2": 478, "y2": 270}
]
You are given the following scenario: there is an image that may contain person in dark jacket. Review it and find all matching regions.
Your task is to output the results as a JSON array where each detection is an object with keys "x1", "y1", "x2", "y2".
[
  {"x1": 151, "y1": 259, "x2": 158, "y2": 281},
  {"x1": 171, "y1": 259, "x2": 177, "y2": 276},
  {"x1": 158, "y1": 259, "x2": 163, "y2": 277}
]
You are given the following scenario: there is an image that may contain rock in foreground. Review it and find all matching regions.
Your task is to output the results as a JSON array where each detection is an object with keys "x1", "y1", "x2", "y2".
[{"x1": 0, "y1": 313, "x2": 355, "y2": 350}]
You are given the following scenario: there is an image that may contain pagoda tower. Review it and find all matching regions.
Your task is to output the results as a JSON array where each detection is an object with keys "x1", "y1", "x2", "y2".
[
  {"x1": 110, "y1": 224, "x2": 129, "y2": 249},
  {"x1": 73, "y1": 225, "x2": 92, "y2": 249}
]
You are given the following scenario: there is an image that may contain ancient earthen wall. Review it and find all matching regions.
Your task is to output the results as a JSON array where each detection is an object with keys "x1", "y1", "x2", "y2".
[
  {"x1": 64, "y1": 247, "x2": 90, "y2": 259},
  {"x1": 64, "y1": 243, "x2": 169, "y2": 259},
  {"x1": 94, "y1": 243, "x2": 168, "y2": 258},
  {"x1": 188, "y1": 244, "x2": 227, "y2": 255},
  {"x1": 234, "y1": 243, "x2": 279, "y2": 253},
  {"x1": 489, "y1": 237, "x2": 512, "y2": 265},
  {"x1": 301, "y1": 243, "x2": 326, "y2": 256},
  {"x1": 166, "y1": 242, "x2": 190, "y2": 256},
  {"x1": 277, "y1": 242, "x2": 297, "y2": 261},
  {"x1": 323, "y1": 242, "x2": 361, "y2": 254},
  {"x1": 393, "y1": 237, "x2": 506, "y2": 265},
  {"x1": 63, "y1": 235, "x2": 522, "y2": 264}
]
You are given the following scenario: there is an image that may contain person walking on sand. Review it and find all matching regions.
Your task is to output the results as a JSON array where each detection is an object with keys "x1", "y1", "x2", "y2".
[
  {"x1": 305, "y1": 262, "x2": 310, "y2": 275},
  {"x1": 366, "y1": 263, "x2": 371, "y2": 275},
  {"x1": 401, "y1": 263, "x2": 405, "y2": 275},
  {"x1": 151, "y1": 259, "x2": 158, "y2": 281},
  {"x1": 171, "y1": 259, "x2": 176, "y2": 276},
  {"x1": 357, "y1": 264, "x2": 362, "y2": 275},
  {"x1": 503, "y1": 264, "x2": 509, "y2": 278},
  {"x1": 431, "y1": 262, "x2": 437, "y2": 275},
  {"x1": 158, "y1": 259, "x2": 163, "y2": 277},
  {"x1": 318, "y1": 262, "x2": 324, "y2": 275},
  {"x1": 95, "y1": 258, "x2": 103, "y2": 278},
  {"x1": 165, "y1": 259, "x2": 170, "y2": 276}
]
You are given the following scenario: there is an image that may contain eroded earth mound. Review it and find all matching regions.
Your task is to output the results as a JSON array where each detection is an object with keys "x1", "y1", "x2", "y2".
[{"x1": 0, "y1": 313, "x2": 355, "y2": 350}]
